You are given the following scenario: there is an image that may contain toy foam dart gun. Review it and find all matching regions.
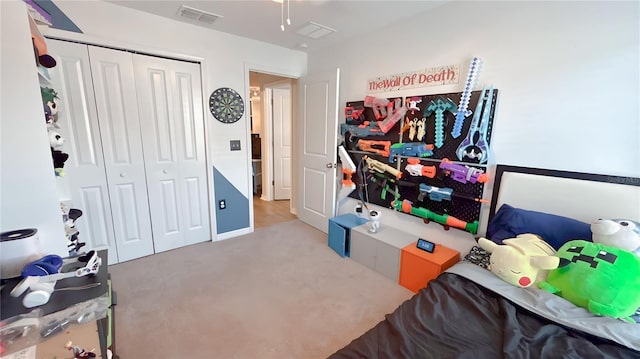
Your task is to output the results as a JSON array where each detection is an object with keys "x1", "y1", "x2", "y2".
[
  {"x1": 392, "y1": 199, "x2": 479, "y2": 234},
  {"x1": 340, "y1": 121, "x2": 385, "y2": 142},
  {"x1": 364, "y1": 96, "x2": 390, "y2": 120},
  {"x1": 418, "y1": 183, "x2": 489, "y2": 204},
  {"x1": 337, "y1": 145, "x2": 356, "y2": 202},
  {"x1": 358, "y1": 139, "x2": 391, "y2": 157},
  {"x1": 369, "y1": 174, "x2": 400, "y2": 201},
  {"x1": 364, "y1": 155, "x2": 402, "y2": 179},
  {"x1": 405, "y1": 157, "x2": 436, "y2": 178},
  {"x1": 370, "y1": 172, "x2": 418, "y2": 200},
  {"x1": 439, "y1": 158, "x2": 488, "y2": 184},
  {"x1": 345, "y1": 106, "x2": 365, "y2": 122},
  {"x1": 389, "y1": 142, "x2": 434, "y2": 163},
  {"x1": 377, "y1": 98, "x2": 407, "y2": 134},
  {"x1": 455, "y1": 85, "x2": 494, "y2": 163}
]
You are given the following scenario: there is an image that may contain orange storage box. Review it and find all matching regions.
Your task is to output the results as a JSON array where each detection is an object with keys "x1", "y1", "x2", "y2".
[{"x1": 399, "y1": 241, "x2": 460, "y2": 293}]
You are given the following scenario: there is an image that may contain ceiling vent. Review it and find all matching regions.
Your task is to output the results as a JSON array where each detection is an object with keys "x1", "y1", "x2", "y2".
[
  {"x1": 295, "y1": 21, "x2": 336, "y2": 40},
  {"x1": 177, "y1": 5, "x2": 223, "y2": 25}
]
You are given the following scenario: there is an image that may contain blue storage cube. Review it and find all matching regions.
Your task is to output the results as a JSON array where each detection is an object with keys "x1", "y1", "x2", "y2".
[{"x1": 328, "y1": 214, "x2": 368, "y2": 257}]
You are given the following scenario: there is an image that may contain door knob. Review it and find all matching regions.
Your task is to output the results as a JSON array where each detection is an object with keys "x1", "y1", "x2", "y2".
[
  {"x1": 326, "y1": 163, "x2": 336, "y2": 169},
  {"x1": 119, "y1": 173, "x2": 126, "y2": 178},
  {"x1": 163, "y1": 169, "x2": 169, "y2": 174}
]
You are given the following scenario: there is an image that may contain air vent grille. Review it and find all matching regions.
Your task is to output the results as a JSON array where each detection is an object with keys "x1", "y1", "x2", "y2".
[
  {"x1": 177, "y1": 5, "x2": 223, "y2": 24},
  {"x1": 295, "y1": 21, "x2": 336, "y2": 40}
]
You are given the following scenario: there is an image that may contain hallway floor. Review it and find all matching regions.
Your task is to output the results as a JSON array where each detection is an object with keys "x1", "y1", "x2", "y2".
[{"x1": 253, "y1": 196, "x2": 297, "y2": 229}]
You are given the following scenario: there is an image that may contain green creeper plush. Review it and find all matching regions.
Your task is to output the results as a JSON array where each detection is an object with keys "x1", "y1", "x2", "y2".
[{"x1": 538, "y1": 240, "x2": 640, "y2": 322}]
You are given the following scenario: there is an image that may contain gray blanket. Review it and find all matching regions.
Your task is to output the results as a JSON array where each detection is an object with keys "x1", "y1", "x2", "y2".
[{"x1": 329, "y1": 270, "x2": 639, "y2": 358}]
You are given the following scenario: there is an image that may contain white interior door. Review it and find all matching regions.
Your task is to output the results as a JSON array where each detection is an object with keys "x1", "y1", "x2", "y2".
[
  {"x1": 133, "y1": 54, "x2": 210, "y2": 253},
  {"x1": 297, "y1": 68, "x2": 340, "y2": 232},
  {"x1": 48, "y1": 40, "x2": 119, "y2": 264},
  {"x1": 272, "y1": 84, "x2": 292, "y2": 200},
  {"x1": 88, "y1": 46, "x2": 155, "y2": 262}
]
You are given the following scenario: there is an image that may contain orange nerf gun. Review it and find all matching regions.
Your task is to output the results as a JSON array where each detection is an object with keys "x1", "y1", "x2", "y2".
[
  {"x1": 357, "y1": 140, "x2": 391, "y2": 157},
  {"x1": 404, "y1": 158, "x2": 436, "y2": 178}
]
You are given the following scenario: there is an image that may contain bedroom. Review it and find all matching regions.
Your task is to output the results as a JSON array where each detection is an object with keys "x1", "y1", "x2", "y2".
[{"x1": 0, "y1": 0, "x2": 638, "y2": 358}]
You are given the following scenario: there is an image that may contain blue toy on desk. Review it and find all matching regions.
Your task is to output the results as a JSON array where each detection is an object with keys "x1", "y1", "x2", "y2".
[{"x1": 21, "y1": 255, "x2": 63, "y2": 277}]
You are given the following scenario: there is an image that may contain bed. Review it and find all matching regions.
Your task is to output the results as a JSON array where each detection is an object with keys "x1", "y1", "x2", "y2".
[{"x1": 329, "y1": 165, "x2": 640, "y2": 358}]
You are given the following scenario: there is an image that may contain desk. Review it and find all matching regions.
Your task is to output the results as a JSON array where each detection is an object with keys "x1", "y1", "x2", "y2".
[
  {"x1": 252, "y1": 159, "x2": 262, "y2": 195},
  {"x1": 0, "y1": 250, "x2": 112, "y2": 358}
]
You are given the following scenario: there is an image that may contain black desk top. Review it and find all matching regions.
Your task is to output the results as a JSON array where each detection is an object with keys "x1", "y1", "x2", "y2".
[{"x1": 0, "y1": 250, "x2": 108, "y2": 320}]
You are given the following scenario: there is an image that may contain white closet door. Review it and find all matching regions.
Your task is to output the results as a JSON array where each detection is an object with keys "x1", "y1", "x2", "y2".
[
  {"x1": 48, "y1": 40, "x2": 119, "y2": 264},
  {"x1": 87, "y1": 46, "x2": 155, "y2": 262},
  {"x1": 133, "y1": 54, "x2": 210, "y2": 253}
]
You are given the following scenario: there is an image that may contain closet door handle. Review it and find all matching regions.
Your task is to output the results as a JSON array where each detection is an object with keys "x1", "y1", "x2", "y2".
[
  {"x1": 119, "y1": 173, "x2": 126, "y2": 178},
  {"x1": 163, "y1": 169, "x2": 169, "y2": 174}
]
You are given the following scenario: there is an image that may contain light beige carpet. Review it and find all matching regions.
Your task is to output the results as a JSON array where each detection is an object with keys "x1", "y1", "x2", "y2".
[{"x1": 110, "y1": 220, "x2": 413, "y2": 358}]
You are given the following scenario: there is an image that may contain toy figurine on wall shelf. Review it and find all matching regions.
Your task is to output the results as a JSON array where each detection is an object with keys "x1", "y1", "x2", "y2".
[
  {"x1": 41, "y1": 87, "x2": 59, "y2": 128},
  {"x1": 64, "y1": 341, "x2": 96, "y2": 358},
  {"x1": 406, "y1": 96, "x2": 422, "y2": 114}
]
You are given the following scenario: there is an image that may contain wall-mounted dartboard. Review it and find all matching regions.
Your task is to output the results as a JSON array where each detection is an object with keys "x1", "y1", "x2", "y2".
[{"x1": 209, "y1": 87, "x2": 244, "y2": 124}]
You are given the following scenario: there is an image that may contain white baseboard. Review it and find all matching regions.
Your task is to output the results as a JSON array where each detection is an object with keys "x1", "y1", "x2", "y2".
[{"x1": 214, "y1": 227, "x2": 253, "y2": 241}]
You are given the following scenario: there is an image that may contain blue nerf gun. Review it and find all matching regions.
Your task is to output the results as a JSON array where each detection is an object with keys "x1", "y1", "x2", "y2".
[
  {"x1": 418, "y1": 183, "x2": 489, "y2": 204},
  {"x1": 340, "y1": 121, "x2": 384, "y2": 142},
  {"x1": 389, "y1": 142, "x2": 434, "y2": 163}
]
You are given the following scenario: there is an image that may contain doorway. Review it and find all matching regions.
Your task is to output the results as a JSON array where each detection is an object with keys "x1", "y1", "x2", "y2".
[{"x1": 249, "y1": 71, "x2": 297, "y2": 229}]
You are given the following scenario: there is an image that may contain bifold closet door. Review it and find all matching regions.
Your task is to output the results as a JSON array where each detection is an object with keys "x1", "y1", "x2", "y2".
[
  {"x1": 48, "y1": 40, "x2": 119, "y2": 264},
  {"x1": 87, "y1": 46, "x2": 155, "y2": 262},
  {"x1": 133, "y1": 54, "x2": 210, "y2": 253}
]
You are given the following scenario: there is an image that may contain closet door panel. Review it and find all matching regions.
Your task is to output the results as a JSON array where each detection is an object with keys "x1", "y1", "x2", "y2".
[
  {"x1": 173, "y1": 62, "x2": 210, "y2": 245},
  {"x1": 134, "y1": 54, "x2": 210, "y2": 252},
  {"x1": 134, "y1": 55, "x2": 182, "y2": 252},
  {"x1": 88, "y1": 46, "x2": 155, "y2": 262},
  {"x1": 48, "y1": 40, "x2": 119, "y2": 264}
]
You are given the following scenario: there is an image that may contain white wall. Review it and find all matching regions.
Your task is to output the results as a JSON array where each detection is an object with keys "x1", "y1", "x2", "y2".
[
  {"x1": 308, "y1": 1, "x2": 640, "y2": 254},
  {"x1": 0, "y1": 1, "x2": 67, "y2": 256}
]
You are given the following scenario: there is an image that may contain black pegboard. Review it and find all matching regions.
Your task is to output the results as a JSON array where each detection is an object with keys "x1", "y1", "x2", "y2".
[{"x1": 341, "y1": 89, "x2": 498, "y2": 233}]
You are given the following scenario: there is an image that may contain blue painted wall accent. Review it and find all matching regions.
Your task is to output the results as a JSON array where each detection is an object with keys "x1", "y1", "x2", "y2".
[
  {"x1": 213, "y1": 167, "x2": 249, "y2": 234},
  {"x1": 34, "y1": 0, "x2": 83, "y2": 33}
]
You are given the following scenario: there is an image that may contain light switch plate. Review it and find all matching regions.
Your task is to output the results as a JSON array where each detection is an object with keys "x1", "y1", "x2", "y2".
[{"x1": 230, "y1": 140, "x2": 241, "y2": 151}]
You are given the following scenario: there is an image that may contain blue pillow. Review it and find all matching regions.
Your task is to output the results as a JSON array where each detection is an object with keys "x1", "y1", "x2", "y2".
[{"x1": 487, "y1": 204, "x2": 592, "y2": 250}]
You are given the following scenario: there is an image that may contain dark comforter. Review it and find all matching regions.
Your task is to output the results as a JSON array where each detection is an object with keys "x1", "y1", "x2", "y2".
[{"x1": 329, "y1": 273, "x2": 638, "y2": 359}]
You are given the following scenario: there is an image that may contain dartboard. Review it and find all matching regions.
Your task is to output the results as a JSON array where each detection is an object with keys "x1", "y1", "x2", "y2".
[{"x1": 209, "y1": 87, "x2": 244, "y2": 124}]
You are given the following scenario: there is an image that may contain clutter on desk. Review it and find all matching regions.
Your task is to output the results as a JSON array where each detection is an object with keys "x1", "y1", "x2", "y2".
[
  {"x1": 64, "y1": 340, "x2": 97, "y2": 358},
  {"x1": 10, "y1": 250, "x2": 101, "y2": 309},
  {"x1": 0, "y1": 294, "x2": 107, "y2": 355}
]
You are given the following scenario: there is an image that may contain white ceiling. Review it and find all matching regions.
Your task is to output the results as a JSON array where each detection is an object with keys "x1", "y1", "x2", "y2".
[{"x1": 105, "y1": 0, "x2": 448, "y2": 51}]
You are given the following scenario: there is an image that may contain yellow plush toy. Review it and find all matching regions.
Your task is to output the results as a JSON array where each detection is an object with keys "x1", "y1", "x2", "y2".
[{"x1": 478, "y1": 234, "x2": 559, "y2": 288}]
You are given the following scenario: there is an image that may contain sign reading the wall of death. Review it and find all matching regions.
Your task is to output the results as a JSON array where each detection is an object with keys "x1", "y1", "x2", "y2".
[{"x1": 367, "y1": 64, "x2": 459, "y2": 93}]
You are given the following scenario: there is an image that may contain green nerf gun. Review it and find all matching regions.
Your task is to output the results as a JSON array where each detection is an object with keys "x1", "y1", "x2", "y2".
[{"x1": 391, "y1": 199, "x2": 478, "y2": 235}]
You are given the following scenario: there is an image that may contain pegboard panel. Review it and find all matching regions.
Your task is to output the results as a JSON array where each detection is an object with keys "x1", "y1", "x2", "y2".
[{"x1": 340, "y1": 89, "x2": 499, "y2": 234}]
